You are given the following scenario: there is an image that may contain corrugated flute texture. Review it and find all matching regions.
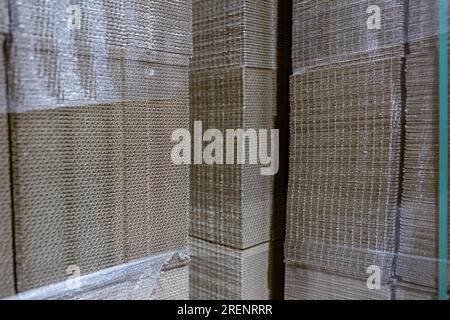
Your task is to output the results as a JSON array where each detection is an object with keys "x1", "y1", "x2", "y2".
[
  {"x1": 9, "y1": 101, "x2": 189, "y2": 291},
  {"x1": 286, "y1": 56, "x2": 404, "y2": 280},
  {"x1": 189, "y1": 0, "x2": 288, "y2": 300},
  {"x1": 292, "y1": 0, "x2": 406, "y2": 73},
  {"x1": 191, "y1": 0, "x2": 288, "y2": 71},
  {"x1": 190, "y1": 67, "x2": 278, "y2": 249},
  {"x1": 399, "y1": 40, "x2": 450, "y2": 290},
  {"x1": 398, "y1": 0, "x2": 450, "y2": 291},
  {"x1": 190, "y1": 238, "x2": 282, "y2": 299},
  {"x1": 284, "y1": 264, "x2": 436, "y2": 300},
  {"x1": 284, "y1": 264, "x2": 392, "y2": 300},
  {"x1": 0, "y1": 0, "x2": 16, "y2": 297},
  {"x1": 286, "y1": 0, "x2": 408, "y2": 299},
  {"x1": 3, "y1": 0, "x2": 192, "y2": 297},
  {"x1": 287, "y1": 0, "x2": 450, "y2": 300}
]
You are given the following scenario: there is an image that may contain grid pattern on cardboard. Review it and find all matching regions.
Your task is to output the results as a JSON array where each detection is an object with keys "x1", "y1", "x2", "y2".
[
  {"x1": 284, "y1": 264, "x2": 438, "y2": 300},
  {"x1": 5, "y1": 0, "x2": 192, "y2": 294},
  {"x1": 190, "y1": 67, "x2": 277, "y2": 249},
  {"x1": 190, "y1": 237, "x2": 276, "y2": 300},
  {"x1": 10, "y1": 101, "x2": 190, "y2": 291},
  {"x1": 0, "y1": 31, "x2": 15, "y2": 297},
  {"x1": 191, "y1": 0, "x2": 287, "y2": 71},
  {"x1": 399, "y1": 38, "x2": 450, "y2": 289},
  {"x1": 292, "y1": 0, "x2": 406, "y2": 74},
  {"x1": 285, "y1": 57, "x2": 403, "y2": 280},
  {"x1": 9, "y1": 0, "x2": 192, "y2": 56},
  {"x1": 189, "y1": 0, "x2": 285, "y2": 300}
]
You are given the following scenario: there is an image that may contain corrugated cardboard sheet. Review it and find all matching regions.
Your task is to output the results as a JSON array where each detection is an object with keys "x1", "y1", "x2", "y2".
[
  {"x1": 286, "y1": 56, "x2": 404, "y2": 281},
  {"x1": 398, "y1": 0, "x2": 450, "y2": 290},
  {"x1": 190, "y1": 238, "x2": 283, "y2": 299},
  {"x1": 190, "y1": 67, "x2": 278, "y2": 249},
  {"x1": 285, "y1": 264, "x2": 436, "y2": 300},
  {"x1": 292, "y1": 0, "x2": 406, "y2": 73},
  {"x1": 191, "y1": 0, "x2": 288, "y2": 71},
  {"x1": 0, "y1": 0, "x2": 15, "y2": 297},
  {"x1": 1, "y1": 0, "x2": 192, "y2": 298},
  {"x1": 189, "y1": 0, "x2": 287, "y2": 300},
  {"x1": 286, "y1": 0, "x2": 449, "y2": 300}
]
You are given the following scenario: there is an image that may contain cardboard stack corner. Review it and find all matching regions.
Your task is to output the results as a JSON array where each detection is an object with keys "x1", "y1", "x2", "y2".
[{"x1": 189, "y1": 0, "x2": 288, "y2": 300}]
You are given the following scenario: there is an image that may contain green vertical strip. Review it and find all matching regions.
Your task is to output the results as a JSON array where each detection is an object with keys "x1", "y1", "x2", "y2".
[{"x1": 439, "y1": 0, "x2": 449, "y2": 301}]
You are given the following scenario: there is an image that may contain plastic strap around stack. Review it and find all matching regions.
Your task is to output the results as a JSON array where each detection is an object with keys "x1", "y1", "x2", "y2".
[{"x1": 4, "y1": 249, "x2": 189, "y2": 300}]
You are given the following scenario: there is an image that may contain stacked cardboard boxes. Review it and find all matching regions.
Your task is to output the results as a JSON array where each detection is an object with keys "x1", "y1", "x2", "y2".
[
  {"x1": 397, "y1": 0, "x2": 450, "y2": 295},
  {"x1": 287, "y1": 0, "x2": 449, "y2": 300},
  {"x1": 1, "y1": 0, "x2": 192, "y2": 299},
  {"x1": 189, "y1": 0, "x2": 288, "y2": 299},
  {"x1": 286, "y1": 0, "x2": 407, "y2": 300}
]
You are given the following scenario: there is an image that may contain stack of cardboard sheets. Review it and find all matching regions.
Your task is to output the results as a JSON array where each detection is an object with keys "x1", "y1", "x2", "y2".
[
  {"x1": 286, "y1": 0, "x2": 408, "y2": 300},
  {"x1": 189, "y1": 0, "x2": 288, "y2": 299},
  {"x1": 0, "y1": 0, "x2": 192, "y2": 299},
  {"x1": 287, "y1": 0, "x2": 449, "y2": 300},
  {"x1": 190, "y1": 68, "x2": 278, "y2": 249},
  {"x1": 286, "y1": 56, "x2": 404, "y2": 280},
  {"x1": 190, "y1": 238, "x2": 283, "y2": 299},
  {"x1": 0, "y1": 0, "x2": 15, "y2": 298},
  {"x1": 291, "y1": 0, "x2": 406, "y2": 73},
  {"x1": 398, "y1": 0, "x2": 450, "y2": 293},
  {"x1": 191, "y1": 0, "x2": 288, "y2": 71}
]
